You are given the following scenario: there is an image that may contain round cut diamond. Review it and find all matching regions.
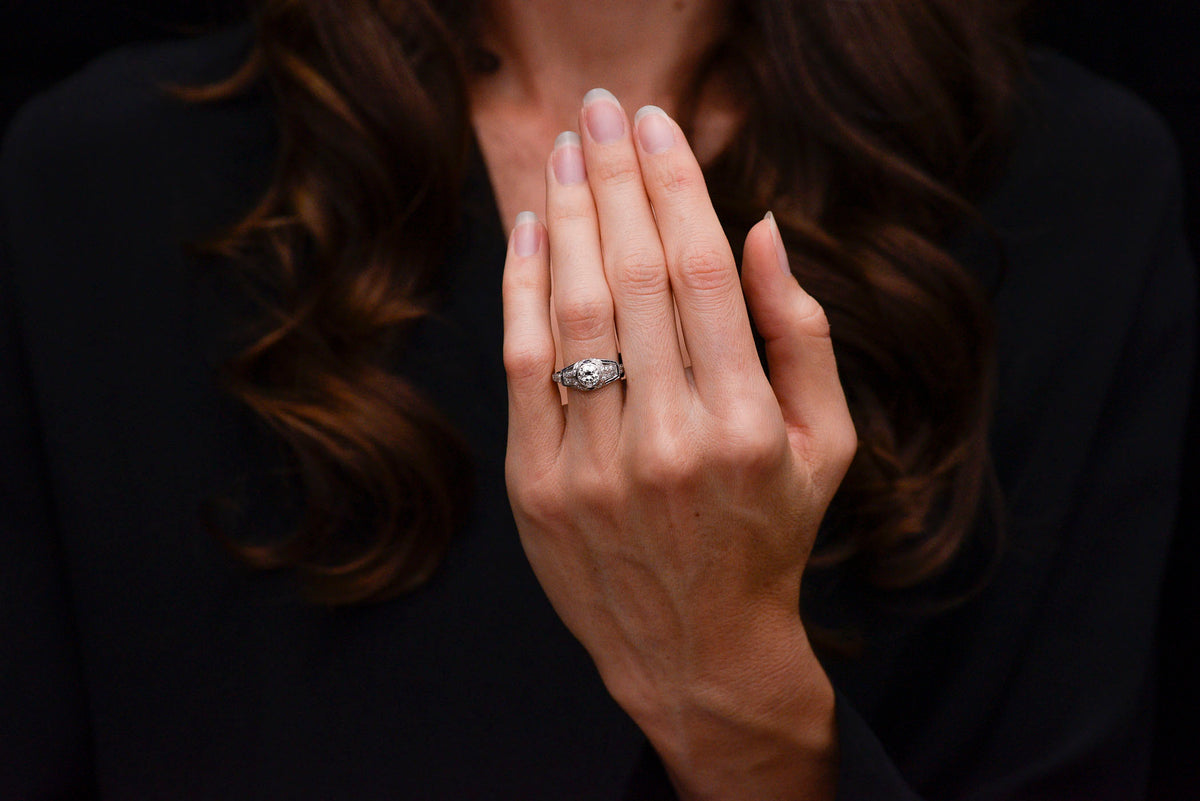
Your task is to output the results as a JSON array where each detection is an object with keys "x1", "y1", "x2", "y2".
[{"x1": 576, "y1": 359, "x2": 603, "y2": 389}]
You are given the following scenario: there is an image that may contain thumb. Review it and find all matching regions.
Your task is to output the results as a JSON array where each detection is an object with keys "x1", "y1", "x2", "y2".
[{"x1": 742, "y1": 213, "x2": 856, "y2": 455}]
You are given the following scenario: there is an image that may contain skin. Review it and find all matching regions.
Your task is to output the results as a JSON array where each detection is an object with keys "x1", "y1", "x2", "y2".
[
  {"x1": 470, "y1": 0, "x2": 740, "y2": 226},
  {"x1": 481, "y1": 2, "x2": 858, "y2": 797}
]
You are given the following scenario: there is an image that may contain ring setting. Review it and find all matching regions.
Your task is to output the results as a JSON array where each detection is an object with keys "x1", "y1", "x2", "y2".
[{"x1": 552, "y1": 358, "x2": 624, "y2": 391}]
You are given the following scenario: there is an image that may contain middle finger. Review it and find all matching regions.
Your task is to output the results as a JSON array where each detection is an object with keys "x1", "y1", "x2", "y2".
[{"x1": 579, "y1": 89, "x2": 688, "y2": 405}]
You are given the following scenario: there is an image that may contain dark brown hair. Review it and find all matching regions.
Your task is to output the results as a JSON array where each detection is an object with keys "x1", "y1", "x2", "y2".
[{"x1": 193, "y1": 0, "x2": 1026, "y2": 604}]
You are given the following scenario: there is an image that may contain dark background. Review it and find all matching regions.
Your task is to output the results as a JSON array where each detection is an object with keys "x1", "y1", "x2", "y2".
[{"x1": 2, "y1": 1, "x2": 1197, "y2": 797}]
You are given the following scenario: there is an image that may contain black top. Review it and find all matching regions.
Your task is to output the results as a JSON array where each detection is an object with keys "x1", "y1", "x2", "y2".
[{"x1": 1, "y1": 28, "x2": 1194, "y2": 800}]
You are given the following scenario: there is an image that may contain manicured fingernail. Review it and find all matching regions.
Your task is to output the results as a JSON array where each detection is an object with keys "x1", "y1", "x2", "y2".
[
  {"x1": 634, "y1": 105, "x2": 675, "y2": 154},
  {"x1": 583, "y1": 88, "x2": 625, "y2": 144},
  {"x1": 552, "y1": 131, "x2": 586, "y2": 185},
  {"x1": 766, "y1": 211, "x2": 791, "y2": 275},
  {"x1": 513, "y1": 211, "x2": 540, "y2": 257}
]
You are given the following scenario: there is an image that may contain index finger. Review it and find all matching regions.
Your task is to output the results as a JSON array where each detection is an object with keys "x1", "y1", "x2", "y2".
[{"x1": 632, "y1": 106, "x2": 761, "y2": 400}]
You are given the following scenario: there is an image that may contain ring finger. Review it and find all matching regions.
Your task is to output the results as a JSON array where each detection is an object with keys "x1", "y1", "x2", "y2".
[{"x1": 546, "y1": 130, "x2": 624, "y2": 446}]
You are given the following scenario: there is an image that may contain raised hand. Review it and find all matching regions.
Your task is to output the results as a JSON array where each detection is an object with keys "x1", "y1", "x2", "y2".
[{"x1": 501, "y1": 89, "x2": 856, "y2": 799}]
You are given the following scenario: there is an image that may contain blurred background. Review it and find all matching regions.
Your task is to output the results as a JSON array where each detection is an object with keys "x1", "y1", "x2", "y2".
[{"x1": 2, "y1": 1, "x2": 1196, "y2": 797}]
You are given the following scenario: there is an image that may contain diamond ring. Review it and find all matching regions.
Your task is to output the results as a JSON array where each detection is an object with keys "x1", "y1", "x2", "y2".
[{"x1": 552, "y1": 357, "x2": 625, "y2": 391}]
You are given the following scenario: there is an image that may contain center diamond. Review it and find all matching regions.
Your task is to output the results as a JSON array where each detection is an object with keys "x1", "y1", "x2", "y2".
[{"x1": 576, "y1": 359, "x2": 603, "y2": 389}]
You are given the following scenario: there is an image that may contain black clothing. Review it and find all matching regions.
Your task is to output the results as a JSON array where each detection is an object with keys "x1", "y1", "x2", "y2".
[{"x1": 1, "y1": 29, "x2": 1194, "y2": 800}]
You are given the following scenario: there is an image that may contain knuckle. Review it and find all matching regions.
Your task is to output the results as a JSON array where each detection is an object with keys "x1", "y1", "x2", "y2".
[
  {"x1": 502, "y1": 339, "x2": 555, "y2": 382},
  {"x1": 591, "y1": 156, "x2": 643, "y2": 188},
  {"x1": 610, "y1": 249, "x2": 669, "y2": 296},
  {"x1": 630, "y1": 433, "x2": 696, "y2": 489},
  {"x1": 674, "y1": 243, "x2": 735, "y2": 293},
  {"x1": 569, "y1": 461, "x2": 619, "y2": 508},
  {"x1": 791, "y1": 292, "x2": 833, "y2": 340},
  {"x1": 830, "y1": 414, "x2": 860, "y2": 472},
  {"x1": 555, "y1": 294, "x2": 613, "y2": 342},
  {"x1": 501, "y1": 265, "x2": 540, "y2": 297},
  {"x1": 654, "y1": 161, "x2": 699, "y2": 196},
  {"x1": 721, "y1": 413, "x2": 787, "y2": 474},
  {"x1": 548, "y1": 199, "x2": 595, "y2": 226},
  {"x1": 508, "y1": 469, "x2": 565, "y2": 523},
  {"x1": 806, "y1": 414, "x2": 859, "y2": 492}
]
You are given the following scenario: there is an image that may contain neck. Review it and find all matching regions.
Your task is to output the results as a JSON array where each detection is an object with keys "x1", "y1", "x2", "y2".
[{"x1": 474, "y1": 0, "x2": 731, "y2": 121}]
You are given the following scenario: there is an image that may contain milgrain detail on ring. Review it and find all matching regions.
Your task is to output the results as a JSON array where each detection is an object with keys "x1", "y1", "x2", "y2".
[{"x1": 552, "y1": 358, "x2": 625, "y2": 391}]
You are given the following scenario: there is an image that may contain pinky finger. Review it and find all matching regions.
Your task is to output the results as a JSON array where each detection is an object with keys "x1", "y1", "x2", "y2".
[{"x1": 502, "y1": 212, "x2": 564, "y2": 462}]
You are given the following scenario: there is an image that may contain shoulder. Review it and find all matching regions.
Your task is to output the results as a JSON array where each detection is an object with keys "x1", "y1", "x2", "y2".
[
  {"x1": 985, "y1": 49, "x2": 1183, "y2": 246},
  {"x1": 980, "y1": 49, "x2": 1190, "y2": 323},
  {"x1": 0, "y1": 27, "x2": 277, "y2": 398},
  {"x1": 1025, "y1": 48, "x2": 1179, "y2": 164},
  {"x1": 981, "y1": 50, "x2": 1195, "y2": 516},
  {"x1": 1, "y1": 25, "x2": 272, "y2": 255},
  {"x1": 2, "y1": 24, "x2": 257, "y2": 164}
]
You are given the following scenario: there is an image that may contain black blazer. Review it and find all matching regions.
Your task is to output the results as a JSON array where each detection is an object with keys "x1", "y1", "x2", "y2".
[{"x1": 1, "y1": 28, "x2": 1194, "y2": 799}]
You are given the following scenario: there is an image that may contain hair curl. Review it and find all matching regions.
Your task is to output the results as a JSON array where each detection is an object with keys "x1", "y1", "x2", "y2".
[{"x1": 190, "y1": 0, "x2": 1026, "y2": 604}]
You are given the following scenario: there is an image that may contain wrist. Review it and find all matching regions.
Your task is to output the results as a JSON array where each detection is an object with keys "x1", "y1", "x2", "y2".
[{"x1": 616, "y1": 614, "x2": 838, "y2": 801}]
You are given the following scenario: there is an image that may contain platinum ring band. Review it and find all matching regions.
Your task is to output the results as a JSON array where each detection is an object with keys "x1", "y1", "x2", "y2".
[{"x1": 552, "y1": 358, "x2": 625, "y2": 391}]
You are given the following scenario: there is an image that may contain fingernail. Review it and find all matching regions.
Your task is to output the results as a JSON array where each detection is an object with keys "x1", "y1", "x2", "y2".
[
  {"x1": 635, "y1": 105, "x2": 675, "y2": 154},
  {"x1": 583, "y1": 88, "x2": 625, "y2": 144},
  {"x1": 513, "y1": 211, "x2": 541, "y2": 257},
  {"x1": 766, "y1": 211, "x2": 791, "y2": 275},
  {"x1": 552, "y1": 131, "x2": 586, "y2": 185}
]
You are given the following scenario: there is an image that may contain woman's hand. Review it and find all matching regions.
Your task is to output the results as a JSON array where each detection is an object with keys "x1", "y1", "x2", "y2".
[{"x1": 501, "y1": 89, "x2": 856, "y2": 800}]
